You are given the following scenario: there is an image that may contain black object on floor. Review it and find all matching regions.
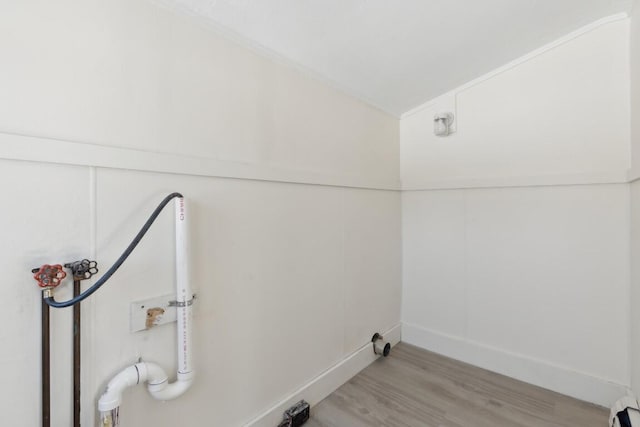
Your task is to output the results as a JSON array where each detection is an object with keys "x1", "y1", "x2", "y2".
[{"x1": 278, "y1": 400, "x2": 310, "y2": 427}]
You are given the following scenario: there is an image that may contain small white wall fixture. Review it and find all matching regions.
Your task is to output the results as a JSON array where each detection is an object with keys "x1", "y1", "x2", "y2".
[{"x1": 434, "y1": 113, "x2": 454, "y2": 137}]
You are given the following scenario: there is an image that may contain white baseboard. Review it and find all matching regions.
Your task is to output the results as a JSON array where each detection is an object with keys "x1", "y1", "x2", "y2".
[
  {"x1": 244, "y1": 324, "x2": 402, "y2": 427},
  {"x1": 402, "y1": 322, "x2": 628, "y2": 407}
]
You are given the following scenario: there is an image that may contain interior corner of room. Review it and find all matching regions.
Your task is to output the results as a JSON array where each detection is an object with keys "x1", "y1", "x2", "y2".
[{"x1": 1, "y1": 0, "x2": 640, "y2": 426}]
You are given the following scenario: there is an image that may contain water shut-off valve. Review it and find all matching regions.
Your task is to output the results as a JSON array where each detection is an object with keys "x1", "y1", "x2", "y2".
[
  {"x1": 32, "y1": 260, "x2": 98, "y2": 298},
  {"x1": 65, "y1": 259, "x2": 99, "y2": 281},
  {"x1": 33, "y1": 264, "x2": 67, "y2": 297}
]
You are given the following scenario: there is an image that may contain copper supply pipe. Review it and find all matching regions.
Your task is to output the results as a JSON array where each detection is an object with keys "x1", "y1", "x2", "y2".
[
  {"x1": 73, "y1": 279, "x2": 81, "y2": 427},
  {"x1": 41, "y1": 298, "x2": 50, "y2": 427}
]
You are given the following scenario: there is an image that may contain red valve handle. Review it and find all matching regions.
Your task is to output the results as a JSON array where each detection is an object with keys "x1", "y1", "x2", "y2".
[{"x1": 33, "y1": 264, "x2": 67, "y2": 289}]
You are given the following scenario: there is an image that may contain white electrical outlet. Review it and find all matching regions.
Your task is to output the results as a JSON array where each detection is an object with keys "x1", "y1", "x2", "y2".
[{"x1": 130, "y1": 294, "x2": 177, "y2": 333}]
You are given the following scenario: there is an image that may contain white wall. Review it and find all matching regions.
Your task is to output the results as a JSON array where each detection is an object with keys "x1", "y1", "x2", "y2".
[
  {"x1": 632, "y1": 179, "x2": 640, "y2": 396},
  {"x1": 0, "y1": 160, "x2": 91, "y2": 426},
  {"x1": 401, "y1": 17, "x2": 632, "y2": 406},
  {"x1": 0, "y1": 1, "x2": 401, "y2": 426},
  {"x1": 0, "y1": 0, "x2": 398, "y2": 187},
  {"x1": 403, "y1": 185, "x2": 630, "y2": 403},
  {"x1": 93, "y1": 170, "x2": 401, "y2": 427},
  {"x1": 631, "y1": 3, "x2": 640, "y2": 174},
  {"x1": 629, "y1": 1, "x2": 640, "y2": 395},
  {"x1": 401, "y1": 17, "x2": 630, "y2": 190}
]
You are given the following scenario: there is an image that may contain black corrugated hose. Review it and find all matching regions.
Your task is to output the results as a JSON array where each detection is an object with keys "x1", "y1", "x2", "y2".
[{"x1": 45, "y1": 192, "x2": 183, "y2": 308}]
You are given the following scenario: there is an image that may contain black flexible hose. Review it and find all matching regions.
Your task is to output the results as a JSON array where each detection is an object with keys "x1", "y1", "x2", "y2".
[{"x1": 45, "y1": 192, "x2": 183, "y2": 308}]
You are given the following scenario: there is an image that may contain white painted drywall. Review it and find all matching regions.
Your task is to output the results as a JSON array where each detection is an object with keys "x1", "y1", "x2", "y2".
[
  {"x1": 0, "y1": 0, "x2": 398, "y2": 187},
  {"x1": 402, "y1": 185, "x2": 630, "y2": 404},
  {"x1": 0, "y1": 1, "x2": 401, "y2": 426},
  {"x1": 632, "y1": 4, "x2": 640, "y2": 174},
  {"x1": 629, "y1": 1, "x2": 640, "y2": 396},
  {"x1": 0, "y1": 160, "x2": 91, "y2": 427},
  {"x1": 401, "y1": 17, "x2": 632, "y2": 406},
  {"x1": 92, "y1": 170, "x2": 400, "y2": 426},
  {"x1": 632, "y1": 179, "x2": 640, "y2": 396},
  {"x1": 401, "y1": 18, "x2": 630, "y2": 190}
]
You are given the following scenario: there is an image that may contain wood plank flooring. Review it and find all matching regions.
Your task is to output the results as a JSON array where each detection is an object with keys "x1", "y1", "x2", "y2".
[{"x1": 308, "y1": 343, "x2": 608, "y2": 427}]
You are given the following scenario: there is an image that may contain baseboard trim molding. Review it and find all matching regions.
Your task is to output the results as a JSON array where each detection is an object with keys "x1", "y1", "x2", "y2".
[
  {"x1": 244, "y1": 324, "x2": 402, "y2": 427},
  {"x1": 0, "y1": 131, "x2": 400, "y2": 191},
  {"x1": 402, "y1": 322, "x2": 628, "y2": 407}
]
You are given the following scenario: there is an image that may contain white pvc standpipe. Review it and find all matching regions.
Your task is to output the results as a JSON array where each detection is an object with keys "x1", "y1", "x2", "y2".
[
  {"x1": 98, "y1": 196, "x2": 194, "y2": 419},
  {"x1": 175, "y1": 196, "x2": 193, "y2": 382},
  {"x1": 147, "y1": 196, "x2": 193, "y2": 400}
]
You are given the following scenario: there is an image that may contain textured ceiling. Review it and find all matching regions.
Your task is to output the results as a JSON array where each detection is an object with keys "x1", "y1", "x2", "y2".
[{"x1": 152, "y1": 0, "x2": 633, "y2": 116}]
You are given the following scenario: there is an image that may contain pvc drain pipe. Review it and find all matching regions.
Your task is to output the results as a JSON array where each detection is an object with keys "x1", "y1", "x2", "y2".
[{"x1": 98, "y1": 196, "x2": 194, "y2": 425}]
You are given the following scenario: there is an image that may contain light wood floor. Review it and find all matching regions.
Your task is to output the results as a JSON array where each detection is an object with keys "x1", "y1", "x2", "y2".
[{"x1": 308, "y1": 343, "x2": 608, "y2": 427}]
